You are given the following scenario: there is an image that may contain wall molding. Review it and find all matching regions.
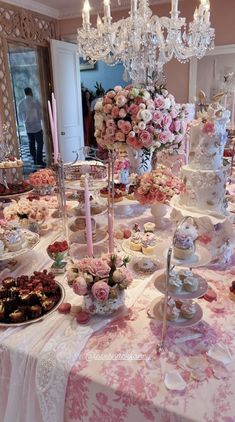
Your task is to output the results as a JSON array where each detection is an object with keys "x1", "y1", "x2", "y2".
[{"x1": 3, "y1": 0, "x2": 59, "y2": 18}]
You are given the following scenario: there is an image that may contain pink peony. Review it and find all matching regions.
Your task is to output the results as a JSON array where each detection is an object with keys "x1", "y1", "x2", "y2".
[
  {"x1": 158, "y1": 132, "x2": 172, "y2": 144},
  {"x1": 126, "y1": 136, "x2": 142, "y2": 150},
  {"x1": 73, "y1": 276, "x2": 88, "y2": 296},
  {"x1": 115, "y1": 131, "x2": 125, "y2": 142},
  {"x1": 92, "y1": 281, "x2": 110, "y2": 302},
  {"x1": 162, "y1": 114, "x2": 172, "y2": 128}
]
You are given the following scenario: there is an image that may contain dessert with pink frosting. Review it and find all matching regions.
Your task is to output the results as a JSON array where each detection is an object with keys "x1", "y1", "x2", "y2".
[{"x1": 141, "y1": 233, "x2": 158, "y2": 255}]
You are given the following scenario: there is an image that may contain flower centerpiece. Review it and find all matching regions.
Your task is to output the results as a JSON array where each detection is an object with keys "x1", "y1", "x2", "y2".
[
  {"x1": 28, "y1": 168, "x2": 56, "y2": 195},
  {"x1": 3, "y1": 197, "x2": 49, "y2": 233},
  {"x1": 134, "y1": 165, "x2": 185, "y2": 227},
  {"x1": 47, "y1": 240, "x2": 69, "y2": 274},
  {"x1": 94, "y1": 84, "x2": 188, "y2": 174},
  {"x1": 67, "y1": 254, "x2": 132, "y2": 315}
]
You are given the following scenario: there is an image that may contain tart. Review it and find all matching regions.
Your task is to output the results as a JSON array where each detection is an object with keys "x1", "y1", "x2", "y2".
[{"x1": 133, "y1": 258, "x2": 158, "y2": 275}]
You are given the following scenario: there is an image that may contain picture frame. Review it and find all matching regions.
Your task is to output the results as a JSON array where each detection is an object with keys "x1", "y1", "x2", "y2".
[
  {"x1": 189, "y1": 44, "x2": 235, "y2": 102},
  {"x1": 80, "y1": 57, "x2": 96, "y2": 71}
]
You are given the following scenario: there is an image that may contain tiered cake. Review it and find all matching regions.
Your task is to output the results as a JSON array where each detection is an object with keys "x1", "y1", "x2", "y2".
[{"x1": 173, "y1": 101, "x2": 230, "y2": 219}]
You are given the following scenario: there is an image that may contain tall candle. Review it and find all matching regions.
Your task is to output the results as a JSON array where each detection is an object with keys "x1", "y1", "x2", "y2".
[
  {"x1": 131, "y1": 0, "x2": 137, "y2": 16},
  {"x1": 104, "y1": 0, "x2": 111, "y2": 19},
  {"x1": 52, "y1": 94, "x2": 59, "y2": 162},
  {"x1": 48, "y1": 100, "x2": 55, "y2": 149},
  {"x1": 83, "y1": 0, "x2": 90, "y2": 26},
  {"x1": 84, "y1": 177, "x2": 93, "y2": 256},
  {"x1": 171, "y1": 0, "x2": 178, "y2": 14},
  {"x1": 231, "y1": 90, "x2": 235, "y2": 131},
  {"x1": 108, "y1": 212, "x2": 114, "y2": 254}
]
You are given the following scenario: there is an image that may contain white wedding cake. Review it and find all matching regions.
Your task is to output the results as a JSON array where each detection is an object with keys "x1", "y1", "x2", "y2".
[{"x1": 175, "y1": 101, "x2": 230, "y2": 219}]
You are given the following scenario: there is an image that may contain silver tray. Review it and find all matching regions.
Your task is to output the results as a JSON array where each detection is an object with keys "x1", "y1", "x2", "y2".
[
  {"x1": 0, "y1": 280, "x2": 65, "y2": 327},
  {"x1": 0, "y1": 229, "x2": 40, "y2": 261}
]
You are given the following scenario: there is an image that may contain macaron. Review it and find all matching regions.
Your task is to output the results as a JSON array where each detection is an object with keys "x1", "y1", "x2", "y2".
[
  {"x1": 76, "y1": 310, "x2": 91, "y2": 324},
  {"x1": 58, "y1": 302, "x2": 71, "y2": 314},
  {"x1": 203, "y1": 288, "x2": 217, "y2": 302}
]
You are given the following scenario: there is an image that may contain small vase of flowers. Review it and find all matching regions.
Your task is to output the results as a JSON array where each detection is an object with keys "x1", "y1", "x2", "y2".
[
  {"x1": 28, "y1": 168, "x2": 56, "y2": 196},
  {"x1": 47, "y1": 240, "x2": 69, "y2": 274},
  {"x1": 67, "y1": 254, "x2": 132, "y2": 315}
]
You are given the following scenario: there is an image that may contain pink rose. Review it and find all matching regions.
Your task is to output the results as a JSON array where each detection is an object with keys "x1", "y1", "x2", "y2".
[
  {"x1": 111, "y1": 106, "x2": 120, "y2": 118},
  {"x1": 115, "y1": 131, "x2": 125, "y2": 142},
  {"x1": 174, "y1": 120, "x2": 181, "y2": 132},
  {"x1": 154, "y1": 96, "x2": 165, "y2": 109},
  {"x1": 92, "y1": 281, "x2": 110, "y2": 302},
  {"x1": 129, "y1": 104, "x2": 139, "y2": 115},
  {"x1": 120, "y1": 121, "x2": 132, "y2": 134},
  {"x1": 106, "y1": 119, "x2": 115, "y2": 128},
  {"x1": 107, "y1": 90, "x2": 116, "y2": 99},
  {"x1": 140, "y1": 130, "x2": 152, "y2": 148},
  {"x1": 106, "y1": 127, "x2": 115, "y2": 136},
  {"x1": 73, "y1": 276, "x2": 88, "y2": 296},
  {"x1": 119, "y1": 108, "x2": 127, "y2": 118},
  {"x1": 103, "y1": 104, "x2": 112, "y2": 114},
  {"x1": 126, "y1": 136, "x2": 142, "y2": 150},
  {"x1": 162, "y1": 114, "x2": 172, "y2": 128},
  {"x1": 147, "y1": 125, "x2": 155, "y2": 134},
  {"x1": 88, "y1": 259, "x2": 110, "y2": 278},
  {"x1": 152, "y1": 110, "x2": 163, "y2": 124},
  {"x1": 158, "y1": 132, "x2": 172, "y2": 144},
  {"x1": 116, "y1": 95, "x2": 127, "y2": 107},
  {"x1": 171, "y1": 108, "x2": 178, "y2": 119}
]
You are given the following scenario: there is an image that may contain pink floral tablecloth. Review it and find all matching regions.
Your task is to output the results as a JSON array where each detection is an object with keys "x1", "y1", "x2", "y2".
[{"x1": 0, "y1": 199, "x2": 235, "y2": 422}]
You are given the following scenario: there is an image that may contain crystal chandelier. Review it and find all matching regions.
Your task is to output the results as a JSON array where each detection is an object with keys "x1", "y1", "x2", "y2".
[{"x1": 77, "y1": 0, "x2": 215, "y2": 82}]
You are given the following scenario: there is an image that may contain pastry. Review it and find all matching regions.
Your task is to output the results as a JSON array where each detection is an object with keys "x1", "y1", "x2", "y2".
[
  {"x1": 141, "y1": 233, "x2": 157, "y2": 255},
  {"x1": 100, "y1": 187, "x2": 109, "y2": 198},
  {"x1": 181, "y1": 301, "x2": 196, "y2": 319},
  {"x1": 229, "y1": 281, "x2": 235, "y2": 302},
  {"x1": 183, "y1": 275, "x2": 199, "y2": 292},
  {"x1": 173, "y1": 219, "x2": 198, "y2": 260},
  {"x1": 41, "y1": 299, "x2": 55, "y2": 312},
  {"x1": 130, "y1": 233, "x2": 142, "y2": 252},
  {"x1": 2, "y1": 277, "x2": 15, "y2": 289},
  {"x1": 9, "y1": 310, "x2": 26, "y2": 323},
  {"x1": 0, "y1": 286, "x2": 8, "y2": 299},
  {"x1": 168, "y1": 273, "x2": 183, "y2": 293},
  {"x1": 28, "y1": 305, "x2": 42, "y2": 318},
  {"x1": 143, "y1": 222, "x2": 156, "y2": 233},
  {"x1": 178, "y1": 269, "x2": 194, "y2": 281},
  {"x1": 0, "y1": 301, "x2": 5, "y2": 321},
  {"x1": 159, "y1": 298, "x2": 180, "y2": 321}
]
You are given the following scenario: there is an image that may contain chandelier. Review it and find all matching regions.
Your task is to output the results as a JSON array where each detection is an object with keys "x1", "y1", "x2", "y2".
[{"x1": 77, "y1": 0, "x2": 215, "y2": 82}]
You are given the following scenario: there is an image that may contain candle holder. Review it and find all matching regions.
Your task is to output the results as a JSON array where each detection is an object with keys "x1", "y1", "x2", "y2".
[{"x1": 54, "y1": 154, "x2": 70, "y2": 246}]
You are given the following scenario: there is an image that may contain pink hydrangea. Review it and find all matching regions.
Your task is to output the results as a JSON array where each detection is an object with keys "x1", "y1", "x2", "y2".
[{"x1": 92, "y1": 281, "x2": 110, "y2": 302}]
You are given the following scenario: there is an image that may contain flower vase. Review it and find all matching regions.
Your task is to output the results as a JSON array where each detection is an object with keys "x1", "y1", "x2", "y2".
[
  {"x1": 127, "y1": 147, "x2": 152, "y2": 175},
  {"x1": 47, "y1": 250, "x2": 68, "y2": 274},
  {"x1": 119, "y1": 169, "x2": 129, "y2": 185},
  {"x1": 83, "y1": 291, "x2": 125, "y2": 315},
  {"x1": 150, "y1": 202, "x2": 169, "y2": 229}
]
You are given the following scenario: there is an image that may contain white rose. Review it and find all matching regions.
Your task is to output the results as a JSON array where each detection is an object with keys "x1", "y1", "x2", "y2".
[
  {"x1": 164, "y1": 98, "x2": 172, "y2": 109},
  {"x1": 143, "y1": 91, "x2": 151, "y2": 100},
  {"x1": 139, "y1": 103, "x2": 146, "y2": 110},
  {"x1": 129, "y1": 131, "x2": 136, "y2": 138},
  {"x1": 138, "y1": 122, "x2": 146, "y2": 130},
  {"x1": 155, "y1": 141, "x2": 161, "y2": 148}
]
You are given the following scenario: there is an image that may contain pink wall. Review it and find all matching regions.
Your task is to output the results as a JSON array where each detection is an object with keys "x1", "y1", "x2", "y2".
[{"x1": 57, "y1": 0, "x2": 235, "y2": 102}]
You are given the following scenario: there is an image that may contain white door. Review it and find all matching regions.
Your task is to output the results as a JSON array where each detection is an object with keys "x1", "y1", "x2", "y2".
[{"x1": 50, "y1": 39, "x2": 84, "y2": 163}]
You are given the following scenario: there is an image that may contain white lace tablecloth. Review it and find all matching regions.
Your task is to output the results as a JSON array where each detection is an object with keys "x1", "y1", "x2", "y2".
[{"x1": 0, "y1": 198, "x2": 234, "y2": 422}]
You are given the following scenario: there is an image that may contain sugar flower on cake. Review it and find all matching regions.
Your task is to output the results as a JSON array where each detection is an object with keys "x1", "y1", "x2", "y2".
[
  {"x1": 68, "y1": 254, "x2": 132, "y2": 301},
  {"x1": 134, "y1": 165, "x2": 185, "y2": 205},
  {"x1": 95, "y1": 84, "x2": 188, "y2": 152}
]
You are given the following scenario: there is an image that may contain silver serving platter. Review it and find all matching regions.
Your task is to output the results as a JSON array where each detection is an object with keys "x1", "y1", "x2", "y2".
[
  {"x1": 0, "y1": 280, "x2": 65, "y2": 327},
  {"x1": 0, "y1": 229, "x2": 40, "y2": 261}
]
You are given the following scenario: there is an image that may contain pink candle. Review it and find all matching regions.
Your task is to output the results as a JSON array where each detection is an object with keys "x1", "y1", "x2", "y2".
[
  {"x1": 108, "y1": 212, "x2": 114, "y2": 253},
  {"x1": 231, "y1": 90, "x2": 235, "y2": 131},
  {"x1": 84, "y1": 177, "x2": 93, "y2": 256},
  {"x1": 48, "y1": 100, "x2": 55, "y2": 146},
  {"x1": 52, "y1": 93, "x2": 59, "y2": 162}
]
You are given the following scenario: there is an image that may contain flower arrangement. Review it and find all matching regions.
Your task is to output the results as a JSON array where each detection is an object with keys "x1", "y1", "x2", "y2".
[
  {"x1": 114, "y1": 158, "x2": 130, "y2": 172},
  {"x1": 94, "y1": 84, "x2": 188, "y2": 152},
  {"x1": 3, "y1": 198, "x2": 49, "y2": 225},
  {"x1": 28, "y1": 168, "x2": 56, "y2": 188},
  {"x1": 47, "y1": 241, "x2": 69, "y2": 272},
  {"x1": 134, "y1": 165, "x2": 185, "y2": 205},
  {"x1": 67, "y1": 255, "x2": 132, "y2": 314}
]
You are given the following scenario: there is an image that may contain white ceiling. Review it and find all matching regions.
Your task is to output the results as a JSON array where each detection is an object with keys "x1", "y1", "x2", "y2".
[{"x1": 5, "y1": 0, "x2": 172, "y2": 19}]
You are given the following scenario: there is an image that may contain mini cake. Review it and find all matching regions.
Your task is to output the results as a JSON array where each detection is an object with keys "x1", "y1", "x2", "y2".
[
  {"x1": 159, "y1": 298, "x2": 180, "y2": 321},
  {"x1": 173, "y1": 219, "x2": 198, "y2": 260},
  {"x1": 168, "y1": 272, "x2": 183, "y2": 293},
  {"x1": 114, "y1": 183, "x2": 127, "y2": 194},
  {"x1": 229, "y1": 281, "x2": 235, "y2": 302},
  {"x1": 100, "y1": 186, "x2": 109, "y2": 198},
  {"x1": 141, "y1": 233, "x2": 157, "y2": 255},
  {"x1": 4, "y1": 229, "x2": 24, "y2": 252},
  {"x1": 144, "y1": 222, "x2": 156, "y2": 233},
  {"x1": 183, "y1": 275, "x2": 199, "y2": 292},
  {"x1": 181, "y1": 301, "x2": 196, "y2": 319},
  {"x1": 178, "y1": 269, "x2": 194, "y2": 281},
  {"x1": 130, "y1": 233, "x2": 142, "y2": 252}
]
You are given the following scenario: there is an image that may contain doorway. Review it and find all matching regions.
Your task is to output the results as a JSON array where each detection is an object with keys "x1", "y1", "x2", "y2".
[{"x1": 7, "y1": 42, "x2": 52, "y2": 174}]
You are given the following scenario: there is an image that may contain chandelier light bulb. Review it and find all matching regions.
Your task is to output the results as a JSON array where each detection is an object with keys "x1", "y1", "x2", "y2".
[
  {"x1": 97, "y1": 14, "x2": 102, "y2": 28},
  {"x1": 104, "y1": 0, "x2": 111, "y2": 19},
  {"x1": 82, "y1": 0, "x2": 91, "y2": 27}
]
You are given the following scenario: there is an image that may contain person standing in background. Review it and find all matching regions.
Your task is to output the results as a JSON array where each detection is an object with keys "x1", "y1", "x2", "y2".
[{"x1": 19, "y1": 87, "x2": 45, "y2": 166}]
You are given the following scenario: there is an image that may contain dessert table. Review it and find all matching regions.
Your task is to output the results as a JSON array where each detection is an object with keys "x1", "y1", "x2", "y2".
[{"x1": 0, "y1": 199, "x2": 235, "y2": 422}]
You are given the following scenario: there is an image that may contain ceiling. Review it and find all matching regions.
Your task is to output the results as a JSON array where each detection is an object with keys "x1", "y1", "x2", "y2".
[{"x1": 5, "y1": 0, "x2": 172, "y2": 19}]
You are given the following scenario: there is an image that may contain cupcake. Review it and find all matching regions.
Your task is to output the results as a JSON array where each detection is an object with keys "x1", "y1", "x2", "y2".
[
  {"x1": 141, "y1": 233, "x2": 157, "y2": 255},
  {"x1": 181, "y1": 301, "x2": 196, "y2": 319},
  {"x1": 144, "y1": 222, "x2": 156, "y2": 233},
  {"x1": 183, "y1": 275, "x2": 199, "y2": 292},
  {"x1": 229, "y1": 281, "x2": 235, "y2": 302},
  {"x1": 173, "y1": 219, "x2": 197, "y2": 260},
  {"x1": 168, "y1": 274, "x2": 183, "y2": 293},
  {"x1": 159, "y1": 298, "x2": 180, "y2": 321},
  {"x1": 178, "y1": 269, "x2": 194, "y2": 281},
  {"x1": 130, "y1": 233, "x2": 142, "y2": 252}
]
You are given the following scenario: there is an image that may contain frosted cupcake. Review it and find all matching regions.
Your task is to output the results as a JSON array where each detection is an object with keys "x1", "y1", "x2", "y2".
[
  {"x1": 141, "y1": 233, "x2": 157, "y2": 255},
  {"x1": 181, "y1": 301, "x2": 196, "y2": 319},
  {"x1": 144, "y1": 222, "x2": 156, "y2": 233},
  {"x1": 183, "y1": 275, "x2": 199, "y2": 292},
  {"x1": 168, "y1": 274, "x2": 183, "y2": 293},
  {"x1": 173, "y1": 219, "x2": 198, "y2": 260},
  {"x1": 130, "y1": 233, "x2": 142, "y2": 252}
]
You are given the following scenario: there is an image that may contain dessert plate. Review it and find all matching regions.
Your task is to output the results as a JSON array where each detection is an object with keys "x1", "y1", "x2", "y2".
[
  {"x1": 129, "y1": 257, "x2": 163, "y2": 279},
  {"x1": 72, "y1": 205, "x2": 108, "y2": 217},
  {"x1": 148, "y1": 298, "x2": 203, "y2": 328},
  {"x1": 69, "y1": 229, "x2": 108, "y2": 245},
  {"x1": 0, "y1": 230, "x2": 40, "y2": 261},
  {"x1": 122, "y1": 238, "x2": 160, "y2": 258},
  {"x1": 154, "y1": 272, "x2": 208, "y2": 299},
  {"x1": 0, "y1": 281, "x2": 65, "y2": 327},
  {"x1": 154, "y1": 240, "x2": 212, "y2": 268}
]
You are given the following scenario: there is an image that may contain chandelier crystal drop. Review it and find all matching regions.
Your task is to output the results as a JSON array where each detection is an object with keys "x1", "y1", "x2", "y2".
[{"x1": 77, "y1": 0, "x2": 215, "y2": 82}]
